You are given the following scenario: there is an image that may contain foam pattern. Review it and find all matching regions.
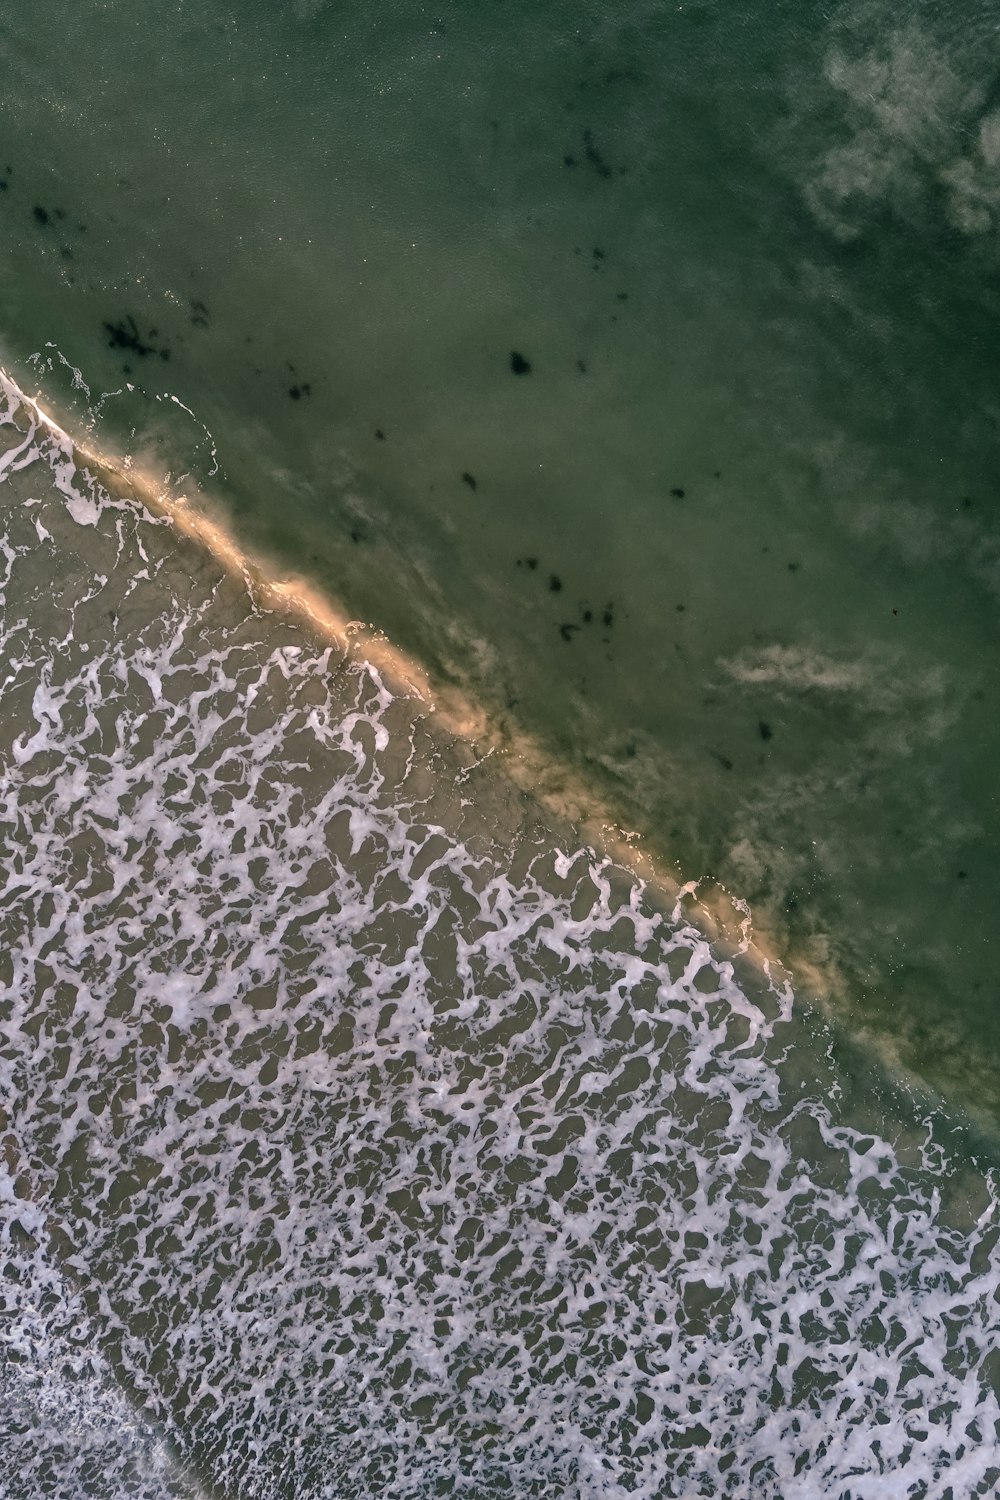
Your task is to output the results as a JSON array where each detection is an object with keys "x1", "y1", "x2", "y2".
[{"x1": 2, "y1": 372, "x2": 1000, "y2": 1498}]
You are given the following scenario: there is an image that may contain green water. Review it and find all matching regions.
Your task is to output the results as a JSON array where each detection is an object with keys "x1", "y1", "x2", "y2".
[{"x1": 1, "y1": 0, "x2": 998, "y2": 1118}]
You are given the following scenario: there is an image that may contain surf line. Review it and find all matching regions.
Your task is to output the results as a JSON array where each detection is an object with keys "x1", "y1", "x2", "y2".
[{"x1": 0, "y1": 364, "x2": 820, "y2": 1012}]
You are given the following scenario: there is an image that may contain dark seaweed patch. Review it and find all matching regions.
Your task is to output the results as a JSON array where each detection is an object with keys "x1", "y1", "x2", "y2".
[
  {"x1": 549, "y1": 573, "x2": 562, "y2": 592},
  {"x1": 510, "y1": 351, "x2": 532, "y2": 375},
  {"x1": 32, "y1": 205, "x2": 49, "y2": 225},
  {"x1": 559, "y1": 623, "x2": 580, "y2": 642},
  {"x1": 670, "y1": 487, "x2": 685, "y2": 499},
  {"x1": 516, "y1": 557, "x2": 539, "y2": 571},
  {"x1": 375, "y1": 428, "x2": 386, "y2": 441},
  {"x1": 190, "y1": 299, "x2": 210, "y2": 328},
  {"x1": 288, "y1": 383, "x2": 312, "y2": 400},
  {"x1": 787, "y1": 561, "x2": 800, "y2": 572},
  {"x1": 577, "y1": 359, "x2": 587, "y2": 373},
  {"x1": 582, "y1": 128, "x2": 613, "y2": 179},
  {"x1": 602, "y1": 604, "x2": 614, "y2": 627},
  {"x1": 759, "y1": 721, "x2": 773, "y2": 741},
  {"x1": 462, "y1": 472, "x2": 477, "y2": 491},
  {"x1": 582, "y1": 609, "x2": 593, "y2": 623},
  {"x1": 564, "y1": 154, "x2": 577, "y2": 168},
  {"x1": 103, "y1": 315, "x2": 170, "y2": 361}
]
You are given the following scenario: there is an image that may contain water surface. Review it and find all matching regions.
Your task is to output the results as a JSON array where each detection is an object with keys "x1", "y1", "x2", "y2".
[
  {"x1": 2, "y1": 383, "x2": 999, "y2": 1497},
  {"x1": 2, "y1": 0, "x2": 1000, "y2": 1492}
]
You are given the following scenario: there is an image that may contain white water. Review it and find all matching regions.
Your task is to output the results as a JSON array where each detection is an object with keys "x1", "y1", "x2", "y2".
[{"x1": 2, "y1": 371, "x2": 999, "y2": 1497}]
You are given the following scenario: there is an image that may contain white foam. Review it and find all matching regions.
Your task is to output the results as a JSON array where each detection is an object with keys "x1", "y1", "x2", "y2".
[
  {"x1": 2, "y1": 367, "x2": 1000, "y2": 1498},
  {"x1": 0, "y1": 1170, "x2": 204, "y2": 1499}
]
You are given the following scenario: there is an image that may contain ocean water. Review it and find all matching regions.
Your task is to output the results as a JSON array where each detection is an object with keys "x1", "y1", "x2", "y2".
[
  {"x1": 1, "y1": 0, "x2": 999, "y2": 1114},
  {"x1": 2, "y1": 0, "x2": 1000, "y2": 1493},
  {"x1": 3, "y1": 377, "x2": 1000, "y2": 1498}
]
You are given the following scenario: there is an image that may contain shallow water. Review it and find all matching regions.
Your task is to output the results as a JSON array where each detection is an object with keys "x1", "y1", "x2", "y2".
[
  {"x1": 2, "y1": 0, "x2": 1000, "y2": 1492},
  {"x1": 3, "y1": 377, "x2": 1000, "y2": 1498},
  {"x1": 1, "y1": 0, "x2": 998, "y2": 1115}
]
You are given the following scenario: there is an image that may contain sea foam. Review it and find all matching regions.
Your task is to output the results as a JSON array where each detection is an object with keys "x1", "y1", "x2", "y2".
[{"x1": 1, "y1": 370, "x2": 999, "y2": 1498}]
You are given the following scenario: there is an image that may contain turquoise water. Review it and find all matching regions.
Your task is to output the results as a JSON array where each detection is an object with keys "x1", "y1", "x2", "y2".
[{"x1": 2, "y1": 0, "x2": 1000, "y2": 1493}]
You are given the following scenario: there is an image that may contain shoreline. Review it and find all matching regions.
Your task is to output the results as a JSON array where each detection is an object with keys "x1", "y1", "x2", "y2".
[
  {"x1": 2, "y1": 366, "x2": 784, "y2": 963},
  {"x1": 5, "y1": 361, "x2": 997, "y2": 1158},
  {"x1": 5, "y1": 356, "x2": 1000, "y2": 1500}
]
